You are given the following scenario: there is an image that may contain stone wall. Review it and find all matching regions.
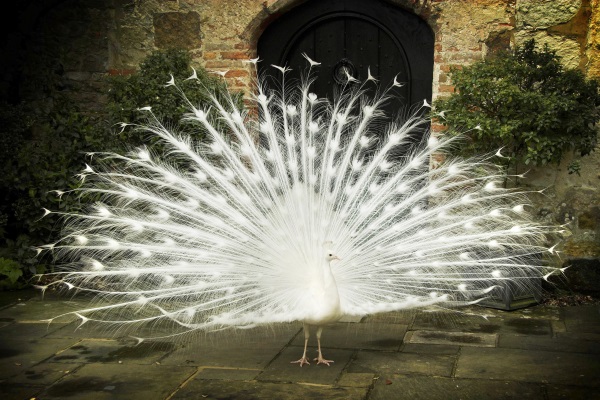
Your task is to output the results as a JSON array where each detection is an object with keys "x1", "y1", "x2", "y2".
[
  {"x1": 10, "y1": 0, "x2": 597, "y2": 112},
  {"x1": 3, "y1": 0, "x2": 600, "y2": 290}
]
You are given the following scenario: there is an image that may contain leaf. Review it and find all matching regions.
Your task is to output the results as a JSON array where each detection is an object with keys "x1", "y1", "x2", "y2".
[{"x1": 0, "y1": 258, "x2": 23, "y2": 284}]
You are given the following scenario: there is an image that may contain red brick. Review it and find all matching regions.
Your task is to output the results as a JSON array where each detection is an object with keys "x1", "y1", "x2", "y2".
[
  {"x1": 225, "y1": 69, "x2": 249, "y2": 78},
  {"x1": 205, "y1": 60, "x2": 239, "y2": 68},
  {"x1": 203, "y1": 52, "x2": 218, "y2": 60},
  {"x1": 234, "y1": 42, "x2": 252, "y2": 50},
  {"x1": 438, "y1": 84, "x2": 455, "y2": 93},
  {"x1": 431, "y1": 123, "x2": 448, "y2": 133},
  {"x1": 221, "y1": 51, "x2": 250, "y2": 60}
]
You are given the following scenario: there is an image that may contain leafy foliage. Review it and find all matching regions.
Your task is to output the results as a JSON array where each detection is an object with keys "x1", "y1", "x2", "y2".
[
  {"x1": 0, "y1": 257, "x2": 24, "y2": 289},
  {"x1": 108, "y1": 49, "x2": 243, "y2": 146},
  {"x1": 434, "y1": 40, "x2": 600, "y2": 177},
  {"x1": 0, "y1": 98, "x2": 116, "y2": 284},
  {"x1": 0, "y1": 48, "x2": 242, "y2": 289}
]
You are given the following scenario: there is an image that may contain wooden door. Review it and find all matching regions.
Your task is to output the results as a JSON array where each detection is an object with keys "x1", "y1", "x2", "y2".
[{"x1": 258, "y1": 0, "x2": 434, "y2": 117}]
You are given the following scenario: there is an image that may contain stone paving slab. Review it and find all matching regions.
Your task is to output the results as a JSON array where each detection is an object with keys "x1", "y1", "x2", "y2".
[
  {"x1": 0, "y1": 290, "x2": 599, "y2": 399},
  {"x1": 160, "y1": 325, "x2": 299, "y2": 369},
  {"x1": 413, "y1": 311, "x2": 553, "y2": 336},
  {"x1": 362, "y1": 310, "x2": 417, "y2": 324},
  {"x1": 171, "y1": 380, "x2": 367, "y2": 400},
  {"x1": 400, "y1": 343, "x2": 461, "y2": 355},
  {"x1": 456, "y1": 347, "x2": 600, "y2": 387},
  {"x1": 45, "y1": 318, "x2": 218, "y2": 340},
  {"x1": 498, "y1": 333, "x2": 600, "y2": 354},
  {"x1": 44, "y1": 322, "x2": 136, "y2": 340},
  {"x1": 0, "y1": 337, "x2": 78, "y2": 380},
  {"x1": 562, "y1": 305, "x2": 600, "y2": 334},
  {"x1": 0, "y1": 321, "x2": 71, "y2": 340},
  {"x1": 0, "y1": 297, "x2": 82, "y2": 323},
  {"x1": 257, "y1": 346, "x2": 353, "y2": 385},
  {"x1": 337, "y1": 372, "x2": 377, "y2": 388},
  {"x1": 555, "y1": 331, "x2": 600, "y2": 341},
  {"x1": 368, "y1": 374, "x2": 545, "y2": 400},
  {"x1": 349, "y1": 350, "x2": 456, "y2": 377},
  {"x1": 39, "y1": 363, "x2": 196, "y2": 400},
  {"x1": 194, "y1": 367, "x2": 261, "y2": 380},
  {"x1": 0, "y1": 383, "x2": 44, "y2": 400},
  {"x1": 546, "y1": 384, "x2": 600, "y2": 400},
  {"x1": 0, "y1": 290, "x2": 36, "y2": 308},
  {"x1": 290, "y1": 322, "x2": 406, "y2": 350},
  {"x1": 6, "y1": 362, "x2": 82, "y2": 385},
  {"x1": 47, "y1": 338, "x2": 176, "y2": 365},
  {"x1": 407, "y1": 330, "x2": 497, "y2": 347}
]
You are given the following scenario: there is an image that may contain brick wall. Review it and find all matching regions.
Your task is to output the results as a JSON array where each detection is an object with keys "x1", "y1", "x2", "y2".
[{"x1": 3, "y1": 0, "x2": 600, "y2": 282}]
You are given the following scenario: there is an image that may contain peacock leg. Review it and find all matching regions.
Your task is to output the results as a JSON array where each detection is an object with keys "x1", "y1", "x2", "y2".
[
  {"x1": 291, "y1": 323, "x2": 311, "y2": 367},
  {"x1": 314, "y1": 326, "x2": 334, "y2": 366}
]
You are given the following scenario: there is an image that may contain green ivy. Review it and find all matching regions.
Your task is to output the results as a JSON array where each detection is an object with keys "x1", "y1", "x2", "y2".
[{"x1": 434, "y1": 40, "x2": 600, "y2": 181}]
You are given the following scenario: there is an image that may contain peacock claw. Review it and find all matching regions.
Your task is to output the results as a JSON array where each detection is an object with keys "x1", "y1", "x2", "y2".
[
  {"x1": 314, "y1": 356, "x2": 334, "y2": 366},
  {"x1": 291, "y1": 357, "x2": 310, "y2": 367}
]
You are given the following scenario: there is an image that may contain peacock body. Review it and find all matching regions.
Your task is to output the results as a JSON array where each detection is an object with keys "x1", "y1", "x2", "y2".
[{"x1": 39, "y1": 59, "x2": 560, "y2": 366}]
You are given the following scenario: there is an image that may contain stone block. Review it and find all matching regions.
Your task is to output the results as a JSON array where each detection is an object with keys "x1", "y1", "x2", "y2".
[
  {"x1": 514, "y1": 31, "x2": 581, "y2": 69},
  {"x1": 578, "y1": 206, "x2": 600, "y2": 230},
  {"x1": 153, "y1": 12, "x2": 202, "y2": 50},
  {"x1": 516, "y1": 0, "x2": 581, "y2": 29}
]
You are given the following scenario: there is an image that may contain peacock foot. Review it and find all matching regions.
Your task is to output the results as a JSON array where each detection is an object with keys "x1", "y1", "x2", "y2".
[
  {"x1": 314, "y1": 356, "x2": 334, "y2": 366},
  {"x1": 291, "y1": 357, "x2": 310, "y2": 367}
]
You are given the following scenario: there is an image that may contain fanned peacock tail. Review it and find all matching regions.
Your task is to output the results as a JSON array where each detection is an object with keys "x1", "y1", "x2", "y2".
[{"x1": 37, "y1": 58, "x2": 562, "y2": 338}]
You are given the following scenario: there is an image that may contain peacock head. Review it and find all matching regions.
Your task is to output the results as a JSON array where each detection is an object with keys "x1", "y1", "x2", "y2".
[
  {"x1": 323, "y1": 241, "x2": 340, "y2": 263},
  {"x1": 326, "y1": 252, "x2": 340, "y2": 263}
]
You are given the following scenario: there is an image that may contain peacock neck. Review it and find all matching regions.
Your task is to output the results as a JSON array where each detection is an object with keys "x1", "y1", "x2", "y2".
[{"x1": 321, "y1": 261, "x2": 337, "y2": 289}]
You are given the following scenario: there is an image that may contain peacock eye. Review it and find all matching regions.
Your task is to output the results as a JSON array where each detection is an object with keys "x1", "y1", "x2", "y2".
[{"x1": 328, "y1": 253, "x2": 332, "y2": 256}]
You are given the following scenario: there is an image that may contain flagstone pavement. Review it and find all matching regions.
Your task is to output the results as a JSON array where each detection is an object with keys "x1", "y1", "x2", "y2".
[{"x1": 0, "y1": 289, "x2": 599, "y2": 399}]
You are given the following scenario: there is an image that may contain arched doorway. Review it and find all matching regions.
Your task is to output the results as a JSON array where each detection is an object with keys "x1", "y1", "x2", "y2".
[{"x1": 257, "y1": 0, "x2": 434, "y2": 115}]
